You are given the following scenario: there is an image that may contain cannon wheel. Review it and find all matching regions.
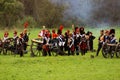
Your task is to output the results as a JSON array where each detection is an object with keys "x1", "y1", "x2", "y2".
[
  {"x1": 110, "y1": 48, "x2": 115, "y2": 58},
  {"x1": 3, "y1": 38, "x2": 14, "y2": 55},
  {"x1": 116, "y1": 43, "x2": 120, "y2": 58},
  {"x1": 30, "y1": 39, "x2": 43, "y2": 57},
  {"x1": 102, "y1": 43, "x2": 110, "y2": 58},
  {"x1": 102, "y1": 43, "x2": 116, "y2": 58}
]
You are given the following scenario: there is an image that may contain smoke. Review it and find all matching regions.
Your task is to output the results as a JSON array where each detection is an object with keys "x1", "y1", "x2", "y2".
[
  {"x1": 50, "y1": 0, "x2": 120, "y2": 27},
  {"x1": 50, "y1": 0, "x2": 94, "y2": 23},
  {"x1": 67, "y1": 0, "x2": 93, "y2": 20}
]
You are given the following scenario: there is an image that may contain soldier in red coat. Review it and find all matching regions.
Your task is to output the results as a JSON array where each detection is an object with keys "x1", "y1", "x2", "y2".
[
  {"x1": 52, "y1": 30, "x2": 58, "y2": 39},
  {"x1": 38, "y1": 26, "x2": 46, "y2": 38}
]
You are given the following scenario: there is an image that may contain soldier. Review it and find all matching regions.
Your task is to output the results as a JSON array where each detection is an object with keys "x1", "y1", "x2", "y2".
[
  {"x1": 3, "y1": 31, "x2": 9, "y2": 42},
  {"x1": 89, "y1": 32, "x2": 96, "y2": 51},
  {"x1": 85, "y1": 31, "x2": 90, "y2": 51},
  {"x1": 57, "y1": 30, "x2": 65, "y2": 52},
  {"x1": 17, "y1": 32, "x2": 24, "y2": 57},
  {"x1": 2, "y1": 30, "x2": 10, "y2": 54},
  {"x1": 80, "y1": 35, "x2": 87, "y2": 55},
  {"x1": 38, "y1": 26, "x2": 46, "y2": 38},
  {"x1": 74, "y1": 27, "x2": 81, "y2": 55},
  {"x1": 103, "y1": 30, "x2": 110, "y2": 43},
  {"x1": 42, "y1": 32, "x2": 51, "y2": 56},
  {"x1": 13, "y1": 30, "x2": 19, "y2": 53},
  {"x1": 57, "y1": 25, "x2": 65, "y2": 52},
  {"x1": 56, "y1": 31, "x2": 66, "y2": 55},
  {"x1": 64, "y1": 30, "x2": 70, "y2": 51},
  {"x1": 52, "y1": 30, "x2": 58, "y2": 39},
  {"x1": 68, "y1": 34, "x2": 74, "y2": 55},
  {"x1": 96, "y1": 30, "x2": 104, "y2": 56},
  {"x1": 23, "y1": 29, "x2": 29, "y2": 53},
  {"x1": 51, "y1": 29, "x2": 58, "y2": 48}
]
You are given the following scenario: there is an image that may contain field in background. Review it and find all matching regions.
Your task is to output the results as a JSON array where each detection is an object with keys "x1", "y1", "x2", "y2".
[{"x1": 0, "y1": 27, "x2": 120, "y2": 80}]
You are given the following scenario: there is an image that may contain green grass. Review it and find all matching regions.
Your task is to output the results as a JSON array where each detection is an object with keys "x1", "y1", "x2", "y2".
[{"x1": 0, "y1": 27, "x2": 120, "y2": 80}]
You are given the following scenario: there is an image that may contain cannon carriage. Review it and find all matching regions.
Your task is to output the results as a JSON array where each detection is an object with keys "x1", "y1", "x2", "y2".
[
  {"x1": 102, "y1": 42, "x2": 120, "y2": 58},
  {"x1": 0, "y1": 38, "x2": 15, "y2": 55},
  {"x1": 30, "y1": 38, "x2": 43, "y2": 57},
  {"x1": 30, "y1": 38, "x2": 66, "y2": 57},
  {"x1": 101, "y1": 29, "x2": 120, "y2": 58},
  {"x1": 0, "y1": 37, "x2": 25, "y2": 55}
]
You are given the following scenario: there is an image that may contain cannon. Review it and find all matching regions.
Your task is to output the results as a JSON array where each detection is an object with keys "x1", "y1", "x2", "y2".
[
  {"x1": 30, "y1": 38, "x2": 66, "y2": 57},
  {"x1": 2, "y1": 38, "x2": 15, "y2": 55},
  {"x1": 30, "y1": 38, "x2": 43, "y2": 57},
  {"x1": 102, "y1": 42, "x2": 120, "y2": 58}
]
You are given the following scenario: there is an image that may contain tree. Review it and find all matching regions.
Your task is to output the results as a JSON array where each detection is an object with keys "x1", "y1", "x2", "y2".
[
  {"x1": 20, "y1": 0, "x2": 66, "y2": 28},
  {"x1": 34, "y1": 0, "x2": 66, "y2": 28},
  {"x1": 0, "y1": 0, "x2": 24, "y2": 27}
]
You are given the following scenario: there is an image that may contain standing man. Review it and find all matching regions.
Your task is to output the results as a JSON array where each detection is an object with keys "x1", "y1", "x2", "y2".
[
  {"x1": 74, "y1": 27, "x2": 81, "y2": 55},
  {"x1": 68, "y1": 34, "x2": 74, "y2": 55},
  {"x1": 42, "y1": 32, "x2": 51, "y2": 56},
  {"x1": 57, "y1": 25, "x2": 64, "y2": 52},
  {"x1": 13, "y1": 30, "x2": 19, "y2": 53},
  {"x1": 96, "y1": 30, "x2": 104, "y2": 56},
  {"x1": 89, "y1": 32, "x2": 96, "y2": 51},
  {"x1": 23, "y1": 29, "x2": 29, "y2": 53},
  {"x1": 17, "y1": 32, "x2": 24, "y2": 57}
]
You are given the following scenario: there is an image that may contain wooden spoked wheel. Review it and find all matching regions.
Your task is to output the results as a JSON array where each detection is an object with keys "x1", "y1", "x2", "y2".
[{"x1": 30, "y1": 38, "x2": 43, "y2": 57}]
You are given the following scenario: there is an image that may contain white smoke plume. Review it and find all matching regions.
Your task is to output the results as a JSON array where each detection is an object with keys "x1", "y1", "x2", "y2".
[
  {"x1": 51, "y1": 0, "x2": 93, "y2": 21},
  {"x1": 50, "y1": 0, "x2": 120, "y2": 27}
]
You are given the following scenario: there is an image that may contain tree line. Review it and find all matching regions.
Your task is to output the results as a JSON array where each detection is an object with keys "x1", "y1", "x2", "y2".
[{"x1": 0, "y1": 0, "x2": 65, "y2": 28}]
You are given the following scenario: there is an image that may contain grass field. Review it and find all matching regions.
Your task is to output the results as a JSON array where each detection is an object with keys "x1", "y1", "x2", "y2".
[{"x1": 0, "y1": 27, "x2": 120, "y2": 80}]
